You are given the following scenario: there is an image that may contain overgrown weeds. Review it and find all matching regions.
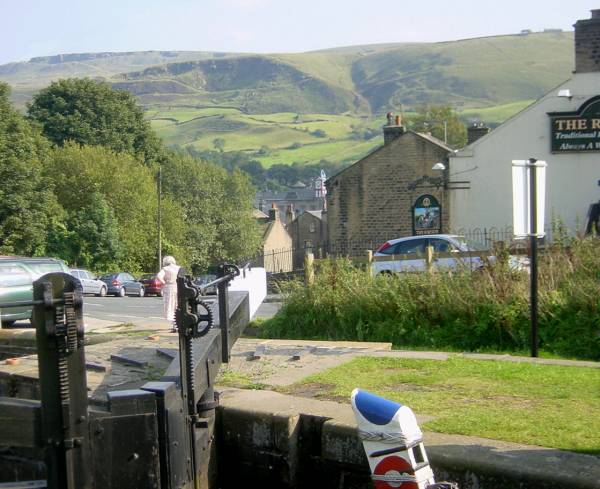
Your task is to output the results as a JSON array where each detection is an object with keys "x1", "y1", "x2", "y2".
[{"x1": 262, "y1": 238, "x2": 600, "y2": 360}]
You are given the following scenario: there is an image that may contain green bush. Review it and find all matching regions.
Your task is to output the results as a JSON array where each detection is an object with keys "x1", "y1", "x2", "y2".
[{"x1": 262, "y1": 238, "x2": 600, "y2": 360}]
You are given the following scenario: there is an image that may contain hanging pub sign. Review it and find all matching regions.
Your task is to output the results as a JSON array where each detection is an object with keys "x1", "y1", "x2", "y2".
[
  {"x1": 549, "y1": 96, "x2": 600, "y2": 152},
  {"x1": 412, "y1": 194, "x2": 441, "y2": 235}
]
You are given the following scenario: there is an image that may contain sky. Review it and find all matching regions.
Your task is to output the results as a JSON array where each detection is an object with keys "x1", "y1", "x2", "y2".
[{"x1": 1, "y1": 0, "x2": 599, "y2": 65}]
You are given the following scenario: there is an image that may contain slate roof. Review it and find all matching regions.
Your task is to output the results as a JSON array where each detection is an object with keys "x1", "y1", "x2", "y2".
[{"x1": 256, "y1": 188, "x2": 322, "y2": 201}]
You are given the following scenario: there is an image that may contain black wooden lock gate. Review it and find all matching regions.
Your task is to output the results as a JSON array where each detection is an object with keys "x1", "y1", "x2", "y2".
[{"x1": 0, "y1": 263, "x2": 249, "y2": 489}]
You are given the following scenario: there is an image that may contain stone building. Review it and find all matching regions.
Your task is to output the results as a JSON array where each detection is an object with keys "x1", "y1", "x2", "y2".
[
  {"x1": 325, "y1": 116, "x2": 453, "y2": 255},
  {"x1": 288, "y1": 210, "x2": 328, "y2": 268},
  {"x1": 449, "y1": 9, "x2": 600, "y2": 238},
  {"x1": 254, "y1": 206, "x2": 293, "y2": 272}
]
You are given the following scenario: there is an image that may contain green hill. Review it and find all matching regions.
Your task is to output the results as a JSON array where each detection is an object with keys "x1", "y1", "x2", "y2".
[
  {"x1": 113, "y1": 56, "x2": 366, "y2": 114},
  {"x1": 352, "y1": 32, "x2": 573, "y2": 111},
  {"x1": 0, "y1": 31, "x2": 575, "y2": 165}
]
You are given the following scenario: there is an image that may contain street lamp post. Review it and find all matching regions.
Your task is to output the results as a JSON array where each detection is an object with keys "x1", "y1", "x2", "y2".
[{"x1": 157, "y1": 165, "x2": 162, "y2": 271}]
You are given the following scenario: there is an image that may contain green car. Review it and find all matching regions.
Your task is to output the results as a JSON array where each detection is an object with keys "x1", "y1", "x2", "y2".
[{"x1": 0, "y1": 257, "x2": 70, "y2": 328}]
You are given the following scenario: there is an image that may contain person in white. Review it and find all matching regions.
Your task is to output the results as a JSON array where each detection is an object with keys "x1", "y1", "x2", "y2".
[{"x1": 156, "y1": 255, "x2": 181, "y2": 330}]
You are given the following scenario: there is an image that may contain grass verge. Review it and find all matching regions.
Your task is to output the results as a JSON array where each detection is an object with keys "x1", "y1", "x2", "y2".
[{"x1": 285, "y1": 356, "x2": 600, "y2": 454}]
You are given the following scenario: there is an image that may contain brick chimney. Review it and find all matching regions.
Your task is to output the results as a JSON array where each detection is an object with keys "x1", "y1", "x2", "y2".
[
  {"x1": 467, "y1": 123, "x2": 490, "y2": 145},
  {"x1": 383, "y1": 112, "x2": 406, "y2": 145},
  {"x1": 574, "y1": 9, "x2": 600, "y2": 73},
  {"x1": 268, "y1": 203, "x2": 279, "y2": 222}
]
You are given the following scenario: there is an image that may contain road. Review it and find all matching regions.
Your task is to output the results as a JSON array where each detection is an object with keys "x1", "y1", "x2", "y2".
[
  {"x1": 6, "y1": 293, "x2": 279, "y2": 330},
  {"x1": 83, "y1": 295, "x2": 171, "y2": 328}
]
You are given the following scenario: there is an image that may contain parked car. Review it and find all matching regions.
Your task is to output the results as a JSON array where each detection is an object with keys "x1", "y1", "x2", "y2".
[
  {"x1": 0, "y1": 257, "x2": 70, "y2": 327},
  {"x1": 139, "y1": 273, "x2": 163, "y2": 296},
  {"x1": 99, "y1": 272, "x2": 145, "y2": 297},
  {"x1": 70, "y1": 269, "x2": 107, "y2": 296},
  {"x1": 194, "y1": 274, "x2": 218, "y2": 295},
  {"x1": 373, "y1": 234, "x2": 486, "y2": 274}
]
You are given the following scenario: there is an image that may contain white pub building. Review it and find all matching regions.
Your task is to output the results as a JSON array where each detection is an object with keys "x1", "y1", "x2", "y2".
[{"x1": 449, "y1": 9, "x2": 600, "y2": 237}]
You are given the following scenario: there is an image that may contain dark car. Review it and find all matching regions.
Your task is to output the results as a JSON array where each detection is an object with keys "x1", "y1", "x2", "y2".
[
  {"x1": 99, "y1": 272, "x2": 144, "y2": 297},
  {"x1": 139, "y1": 273, "x2": 163, "y2": 296}
]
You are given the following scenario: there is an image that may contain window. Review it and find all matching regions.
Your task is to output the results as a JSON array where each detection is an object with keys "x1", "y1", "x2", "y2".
[
  {"x1": 0, "y1": 264, "x2": 30, "y2": 287},
  {"x1": 26, "y1": 262, "x2": 65, "y2": 277},
  {"x1": 429, "y1": 238, "x2": 455, "y2": 253},
  {"x1": 396, "y1": 239, "x2": 427, "y2": 254},
  {"x1": 309, "y1": 222, "x2": 316, "y2": 233}
]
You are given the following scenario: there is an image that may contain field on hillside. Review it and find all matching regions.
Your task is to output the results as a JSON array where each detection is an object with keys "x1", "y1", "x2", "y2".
[
  {"x1": 460, "y1": 100, "x2": 536, "y2": 126},
  {"x1": 149, "y1": 108, "x2": 387, "y2": 166},
  {"x1": 147, "y1": 101, "x2": 530, "y2": 166}
]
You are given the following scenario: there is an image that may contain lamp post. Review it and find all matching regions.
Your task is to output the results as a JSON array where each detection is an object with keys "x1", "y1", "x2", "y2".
[
  {"x1": 423, "y1": 120, "x2": 448, "y2": 144},
  {"x1": 157, "y1": 165, "x2": 162, "y2": 271}
]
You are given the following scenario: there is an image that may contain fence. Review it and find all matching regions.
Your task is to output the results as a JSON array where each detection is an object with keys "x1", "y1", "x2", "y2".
[
  {"x1": 303, "y1": 247, "x2": 499, "y2": 284},
  {"x1": 251, "y1": 227, "x2": 543, "y2": 273},
  {"x1": 251, "y1": 247, "x2": 297, "y2": 273}
]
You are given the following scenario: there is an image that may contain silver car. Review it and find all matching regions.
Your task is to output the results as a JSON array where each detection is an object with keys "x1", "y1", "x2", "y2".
[
  {"x1": 70, "y1": 269, "x2": 108, "y2": 296},
  {"x1": 373, "y1": 234, "x2": 485, "y2": 274}
]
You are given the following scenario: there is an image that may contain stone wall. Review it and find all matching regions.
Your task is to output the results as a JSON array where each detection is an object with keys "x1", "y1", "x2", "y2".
[
  {"x1": 326, "y1": 131, "x2": 450, "y2": 255},
  {"x1": 216, "y1": 389, "x2": 600, "y2": 489}
]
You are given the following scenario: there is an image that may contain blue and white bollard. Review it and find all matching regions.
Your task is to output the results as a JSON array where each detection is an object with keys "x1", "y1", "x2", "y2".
[{"x1": 351, "y1": 389, "x2": 436, "y2": 489}]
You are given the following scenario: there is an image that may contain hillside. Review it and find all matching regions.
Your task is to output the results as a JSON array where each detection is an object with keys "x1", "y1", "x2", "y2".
[
  {"x1": 352, "y1": 32, "x2": 573, "y2": 111},
  {"x1": 113, "y1": 56, "x2": 367, "y2": 114},
  {"x1": 0, "y1": 31, "x2": 575, "y2": 166},
  {"x1": 0, "y1": 50, "x2": 241, "y2": 107}
]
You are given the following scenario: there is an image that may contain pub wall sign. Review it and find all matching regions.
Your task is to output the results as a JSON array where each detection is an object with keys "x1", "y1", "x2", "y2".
[
  {"x1": 412, "y1": 194, "x2": 442, "y2": 236},
  {"x1": 549, "y1": 96, "x2": 600, "y2": 152}
]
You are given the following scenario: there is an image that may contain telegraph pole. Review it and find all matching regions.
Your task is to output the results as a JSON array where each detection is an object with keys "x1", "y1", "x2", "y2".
[{"x1": 424, "y1": 119, "x2": 448, "y2": 144}]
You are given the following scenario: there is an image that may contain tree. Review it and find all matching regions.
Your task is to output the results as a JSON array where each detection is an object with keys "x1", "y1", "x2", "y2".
[
  {"x1": 48, "y1": 192, "x2": 123, "y2": 270},
  {"x1": 47, "y1": 143, "x2": 186, "y2": 272},
  {"x1": 212, "y1": 137, "x2": 226, "y2": 152},
  {"x1": 310, "y1": 129, "x2": 327, "y2": 138},
  {"x1": 160, "y1": 151, "x2": 261, "y2": 270},
  {"x1": 257, "y1": 145, "x2": 270, "y2": 156},
  {"x1": 28, "y1": 78, "x2": 162, "y2": 163},
  {"x1": 0, "y1": 83, "x2": 62, "y2": 256},
  {"x1": 239, "y1": 160, "x2": 266, "y2": 187},
  {"x1": 266, "y1": 164, "x2": 298, "y2": 187},
  {"x1": 406, "y1": 105, "x2": 467, "y2": 148}
]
